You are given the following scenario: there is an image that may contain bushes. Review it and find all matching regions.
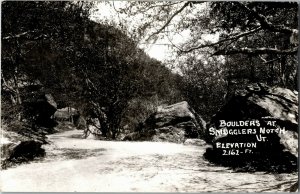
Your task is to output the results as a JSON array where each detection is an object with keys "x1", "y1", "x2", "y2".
[{"x1": 120, "y1": 96, "x2": 165, "y2": 134}]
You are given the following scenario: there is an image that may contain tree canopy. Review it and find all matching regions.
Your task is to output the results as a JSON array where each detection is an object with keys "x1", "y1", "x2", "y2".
[
  {"x1": 114, "y1": 1, "x2": 298, "y2": 55},
  {"x1": 1, "y1": 1, "x2": 298, "y2": 137},
  {"x1": 1, "y1": 1, "x2": 182, "y2": 138},
  {"x1": 105, "y1": 1, "x2": 298, "y2": 118}
]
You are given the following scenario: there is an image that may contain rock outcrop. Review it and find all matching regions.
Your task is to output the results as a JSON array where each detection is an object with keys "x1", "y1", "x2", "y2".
[
  {"x1": 22, "y1": 92, "x2": 58, "y2": 128},
  {"x1": 54, "y1": 107, "x2": 86, "y2": 129},
  {"x1": 54, "y1": 107, "x2": 79, "y2": 122},
  {"x1": 2, "y1": 76, "x2": 58, "y2": 128},
  {"x1": 204, "y1": 83, "x2": 298, "y2": 172},
  {"x1": 123, "y1": 101, "x2": 206, "y2": 143},
  {"x1": 1, "y1": 126, "x2": 46, "y2": 169},
  {"x1": 184, "y1": 138, "x2": 207, "y2": 146},
  {"x1": 34, "y1": 93, "x2": 58, "y2": 127},
  {"x1": 1, "y1": 78, "x2": 58, "y2": 169}
]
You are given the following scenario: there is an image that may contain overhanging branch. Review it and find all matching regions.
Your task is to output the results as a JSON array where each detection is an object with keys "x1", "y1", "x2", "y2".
[
  {"x1": 259, "y1": 55, "x2": 282, "y2": 64},
  {"x1": 146, "y1": 2, "x2": 190, "y2": 42},
  {"x1": 146, "y1": 1, "x2": 206, "y2": 42},
  {"x1": 3, "y1": 30, "x2": 48, "y2": 41},
  {"x1": 237, "y1": 2, "x2": 298, "y2": 35},
  {"x1": 180, "y1": 27, "x2": 262, "y2": 53},
  {"x1": 214, "y1": 47, "x2": 298, "y2": 55}
]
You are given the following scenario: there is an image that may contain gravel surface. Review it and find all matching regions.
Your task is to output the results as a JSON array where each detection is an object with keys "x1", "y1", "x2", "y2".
[{"x1": 1, "y1": 129, "x2": 297, "y2": 192}]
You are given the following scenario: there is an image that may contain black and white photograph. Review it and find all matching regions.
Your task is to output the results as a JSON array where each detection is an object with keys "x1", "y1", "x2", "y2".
[{"x1": 1, "y1": 1, "x2": 299, "y2": 192}]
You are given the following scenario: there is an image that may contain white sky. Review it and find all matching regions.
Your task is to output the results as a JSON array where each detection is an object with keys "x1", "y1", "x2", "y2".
[
  {"x1": 90, "y1": 2, "x2": 219, "y2": 62},
  {"x1": 90, "y1": 2, "x2": 188, "y2": 61},
  {"x1": 142, "y1": 43, "x2": 171, "y2": 61}
]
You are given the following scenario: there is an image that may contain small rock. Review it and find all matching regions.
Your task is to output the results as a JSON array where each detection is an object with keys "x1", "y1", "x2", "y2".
[{"x1": 184, "y1": 139, "x2": 207, "y2": 146}]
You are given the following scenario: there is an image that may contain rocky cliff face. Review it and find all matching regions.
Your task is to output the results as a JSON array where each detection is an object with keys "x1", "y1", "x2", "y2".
[
  {"x1": 123, "y1": 101, "x2": 206, "y2": 143},
  {"x1": 204, "y1": 83, "x2": 298, "y2": 172}
]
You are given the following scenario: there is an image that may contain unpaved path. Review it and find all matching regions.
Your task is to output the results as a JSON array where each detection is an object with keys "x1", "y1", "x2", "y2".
[{"x1": 1, "y1": 129, "x2": 297, "y2": 192}]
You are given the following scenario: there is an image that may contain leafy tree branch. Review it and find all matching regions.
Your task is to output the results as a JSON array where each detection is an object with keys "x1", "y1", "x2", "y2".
[{"x1": 214, "y1": 46, "x2": 298, "y2": 55}]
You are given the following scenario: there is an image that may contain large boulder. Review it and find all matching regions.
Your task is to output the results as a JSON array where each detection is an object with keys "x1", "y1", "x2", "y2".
[
  {"x1": 53, "y1": 107, "x2": 86, "y2": 129},
  {"x1": 54, "y1": 107, "x2": 80, "y2": 122},
  {"x1": 2, "y1": 76, "x2": 57, "y2": 128},
  {"x1": 1, "y1": 125, "x2": 46, "y2": 169},
  {"x1": 204, "y1": 83, "x2": 298, "y2": 172},
  {"x1": 123, "y1": 101, "x2": 206, "y2": 143},
  {"x1": 36, "y1": 94, "x2": 57, "y2": 120},
  {"x1": 23, "y1": 93, "x2": 57, "y2": 128}
]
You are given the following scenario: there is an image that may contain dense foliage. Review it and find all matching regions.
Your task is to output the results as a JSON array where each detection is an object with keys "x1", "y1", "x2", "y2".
[
  {"x1": 2, "y1": 1, "x2": 298, "y2": 137},
  {"x1": 114, "y1": 1, "x2": 298, "y2": 119},
  {"x1": 1, "y1": 1, "x2": 182, "y2": 139}
]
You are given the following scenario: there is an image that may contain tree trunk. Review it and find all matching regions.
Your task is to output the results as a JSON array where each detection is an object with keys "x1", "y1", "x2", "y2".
[
  {"x1": 12, "y1": 71, "x2": 22, "y2": 121},
  {"x1": 280, "y1": 57, "x2": 287, "y2": 87},
  {"x1": 250, "y1": 57, "x2": 255, "y2": 82}
]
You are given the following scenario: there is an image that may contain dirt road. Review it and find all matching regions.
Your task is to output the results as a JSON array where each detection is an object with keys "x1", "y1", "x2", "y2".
[{"x1": 1, "y1": 130, "x2": 297, "y2": 192}]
